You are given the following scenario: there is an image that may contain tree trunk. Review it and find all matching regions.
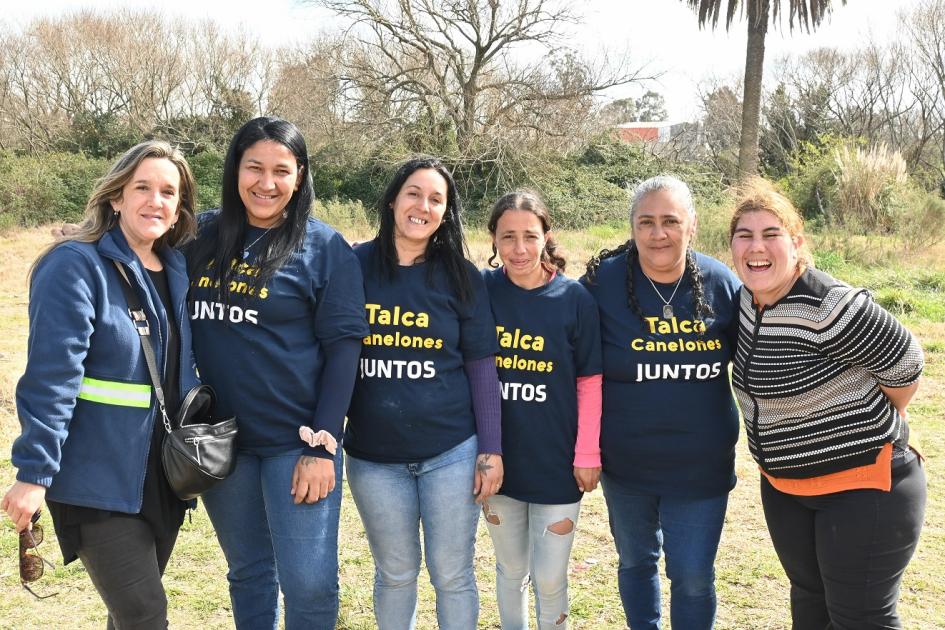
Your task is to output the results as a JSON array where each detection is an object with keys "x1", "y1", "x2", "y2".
[{"x1": 738, "y1": 1, "x2": 769, "y2": 179}]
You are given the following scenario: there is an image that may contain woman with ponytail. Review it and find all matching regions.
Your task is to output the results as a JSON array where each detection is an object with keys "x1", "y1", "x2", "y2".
[
  {"x1": 481, "y1": 191, "x2": 602, "y2": 629},
  {"x1": 581, "y1": 176, "x2": 740, "y2": 630}
]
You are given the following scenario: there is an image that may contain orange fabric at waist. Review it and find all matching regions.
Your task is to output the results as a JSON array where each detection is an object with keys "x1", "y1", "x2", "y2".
[{"x1": 762, "y1": 443, "x2": 893, "y2": 496}]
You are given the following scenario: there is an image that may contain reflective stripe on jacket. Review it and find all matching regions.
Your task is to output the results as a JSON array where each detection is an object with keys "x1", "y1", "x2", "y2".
[{"x1": 12, "y1": 226, "x2": 199, "y2": 513}]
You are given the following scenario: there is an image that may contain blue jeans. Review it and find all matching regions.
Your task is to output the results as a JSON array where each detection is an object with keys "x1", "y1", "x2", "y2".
[
  {"x1": 602, "y1": 474, "x2": 729, "y2": 630},
  {"x1": 484, "y1": 495, "x2": 582, "y2": 629},
  {"x1": 346, "y1": 435, "x2": 480, "y2": 630},
  {"x1": 201, "y1": 450, "x2": 343, "y2": 630}
]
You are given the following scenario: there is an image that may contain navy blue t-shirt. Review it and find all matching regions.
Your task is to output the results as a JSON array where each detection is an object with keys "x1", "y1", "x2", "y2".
[
  {"x1": 345, "y1": 239, "x2": 498, "y2": 463},
  {"x1": 188, "y1": 212, "x2": 369, "y2": 455},
  {"x1": 581, "y1": 251, "x2": 741, "y2": 498},
  {"x1": 484, "y1": 268, "x2": 602, "y2": 505}
]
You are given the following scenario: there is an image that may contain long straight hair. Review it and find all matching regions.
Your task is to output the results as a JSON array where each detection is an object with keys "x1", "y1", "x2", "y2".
[
  {"x1": 187, "y1": 116, "x2": 314, "y2": 299},
  {"x1": 32, "y1": 140, "x2": 197, "y2": 279},
  {"x1": 374, "y1": 157, "x2": 473, "y2": 302}
]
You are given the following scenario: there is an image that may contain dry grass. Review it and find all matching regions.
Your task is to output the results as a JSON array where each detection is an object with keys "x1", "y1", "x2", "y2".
[{"x1": 1, "y1": 225, "x2": 943, "y2": 629}]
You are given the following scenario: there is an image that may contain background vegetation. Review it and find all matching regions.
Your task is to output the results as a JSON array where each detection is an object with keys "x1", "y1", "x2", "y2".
[
  {"x1": 0, "y1": 1, "x2": 944, "y2": 627},
  {"x1": 0, "y1": 2, "x2": 943, "y2": 241}
]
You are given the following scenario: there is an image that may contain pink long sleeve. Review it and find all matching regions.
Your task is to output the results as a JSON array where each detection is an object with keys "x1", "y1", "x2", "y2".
[{"x1": 573, "y1": 374, "x2": 603, "y2": 468}]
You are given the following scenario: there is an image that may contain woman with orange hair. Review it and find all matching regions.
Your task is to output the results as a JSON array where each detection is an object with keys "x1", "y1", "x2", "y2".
[{"x1": 729, "y1": 178, "x2": 926, "y2": 629}]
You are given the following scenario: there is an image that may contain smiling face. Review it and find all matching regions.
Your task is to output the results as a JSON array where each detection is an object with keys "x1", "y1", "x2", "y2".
[
  {"x1": 391, "y1": 168, "x2": 448, "y2": 253},
  {"x1": 111, "y1": 157, "x2": 181, "y2": 254},
  {"x1": 493, "y1": 209, "x2": 547, "y2": 289},
  {"x1": 238, "y1": 140, "x2": 301, "y2": 228},
  {"x1": 632, "y1": 188, "x2": 696, "y2": 282},
  {"x1": 731, "y1": 210, "x2": 804, "y2": 307}
]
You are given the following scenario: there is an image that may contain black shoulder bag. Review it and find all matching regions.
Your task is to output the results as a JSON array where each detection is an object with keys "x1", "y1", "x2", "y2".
[{"x1": 114, "y1": 261, "x2": 237, "y2": 500}]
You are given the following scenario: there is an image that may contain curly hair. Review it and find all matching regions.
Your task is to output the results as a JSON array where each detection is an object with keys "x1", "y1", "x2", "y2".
[{"x1": 486, "y1": 190, "x2": 566, "y2": 273}]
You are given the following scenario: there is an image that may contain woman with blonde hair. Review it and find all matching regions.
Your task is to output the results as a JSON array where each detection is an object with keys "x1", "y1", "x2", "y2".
[
  {"x1": 729, "y1": 177, "x2": 926, "y2": 629},
  {"x1": 3, "y1": 140, "x2": 199, "y2": 627}
]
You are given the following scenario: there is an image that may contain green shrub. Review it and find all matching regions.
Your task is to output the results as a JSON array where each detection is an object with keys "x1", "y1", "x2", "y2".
[
  {"x1": 0, "y1": 151, "x2": 109, "y2": 229},
  {"x1": 188, "y1": 149, "x2": 225, "y2": 211},
  {"x1": 780, "y1": 134, "x2": 852, "y2": 220},
  {"x1": 889, "y1": 187, "x2": 945, "y2": 251}
]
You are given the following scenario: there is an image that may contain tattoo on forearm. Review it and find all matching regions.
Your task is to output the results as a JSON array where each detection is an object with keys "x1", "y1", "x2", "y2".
[
  {"x1": 300, "y1": 456, "x2": 316, "y2": 467},
  {"x1": 477, "y1": 454, "x2": 494, "y2": 474}
]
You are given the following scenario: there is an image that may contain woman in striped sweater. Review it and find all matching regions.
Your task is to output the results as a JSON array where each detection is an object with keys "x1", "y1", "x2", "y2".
[{"x1": 729, "y1": 178, "x2": 926, "y2": 630}]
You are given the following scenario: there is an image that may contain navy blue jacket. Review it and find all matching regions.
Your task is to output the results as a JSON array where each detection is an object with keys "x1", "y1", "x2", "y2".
[{"x1": 12, "y1": 227, "x2": 199, "y2": 513}]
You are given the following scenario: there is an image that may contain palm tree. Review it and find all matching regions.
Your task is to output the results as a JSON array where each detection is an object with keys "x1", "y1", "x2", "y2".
[{"x1": 686, "y1": 0, "x2": 845, "y2": 178}]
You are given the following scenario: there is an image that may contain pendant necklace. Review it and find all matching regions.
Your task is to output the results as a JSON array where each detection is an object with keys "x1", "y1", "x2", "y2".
[
  {"x1": 242, "y1": 228, "x2": 271, "y2": 260},
  {"x1": 643, "y1": 271, "x2": 683, "y2": 319}
]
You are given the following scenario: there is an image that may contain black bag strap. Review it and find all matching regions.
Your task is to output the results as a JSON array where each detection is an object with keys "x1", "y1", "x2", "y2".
[{"x1": 113, "y1": 261, "x2": 173, "y2": 433}]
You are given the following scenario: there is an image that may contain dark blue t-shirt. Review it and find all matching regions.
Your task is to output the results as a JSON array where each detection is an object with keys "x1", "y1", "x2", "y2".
[
  {"x1": 581, "y1": 251, "x2": 741, "y2": 498},
  {"x1": 188, "y1": 212, "x2": 369, "y2": 455},
  {"x1": 345, "y1": 239, "x2": 498, "y2": 463},
  {"x1": 484, "y1": 268, "x2": 602, "y2": 505}
]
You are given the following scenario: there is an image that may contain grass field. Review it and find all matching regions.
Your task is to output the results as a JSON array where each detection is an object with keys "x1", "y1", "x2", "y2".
[{"x1": 0, "y1": 218, "x2": 942, "y2": 629}]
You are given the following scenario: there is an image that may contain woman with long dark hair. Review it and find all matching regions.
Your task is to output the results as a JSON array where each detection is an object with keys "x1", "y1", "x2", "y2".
[
  {"x1": 344, "y1": 157, "x2": 503, "y2": 630},
  {"x1": 482, "y1": 191, "x2": 603, "y2": 629},
  {"x1": 581, "y1": 175, "x2": 741, "y2": 630},
  {"x1": 187, "y1": 116, "x2": 368, "y2": 629},
  {"x1": 3, "y1": 141, "x2": 199, "y2": 627}
]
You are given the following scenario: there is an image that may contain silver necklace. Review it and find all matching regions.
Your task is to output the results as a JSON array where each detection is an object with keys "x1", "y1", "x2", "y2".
[
  {"x1": 643, "y1": 271, "x2": 683, "y2": 319},
  {"x1": 242, "y1": 229, "x2": 271, "y2": 259}
]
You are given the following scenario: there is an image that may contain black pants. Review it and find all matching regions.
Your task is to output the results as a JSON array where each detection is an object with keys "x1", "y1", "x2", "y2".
[
  {"x1": 76, "y1": 514, "x2": 179, "y2": 630},
  {"x1": 760, "y1": 456, "x2": 926, "y2": 630}
]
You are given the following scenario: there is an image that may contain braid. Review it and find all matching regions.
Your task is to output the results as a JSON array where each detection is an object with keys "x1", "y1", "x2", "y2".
[
  {"x1": 584, "y1": 240, "x2": 646, "y2": 320},
  {"x1": 685, "y1": 246, "x2": 715, "y2": 327},
  {"x1": 625, "y1": 241, "x2": 646, "y2": 321},
  {"x1": 543, "y1": 236, "x2": 567, "y2": 273},
  {"x1": 584, "y1": 240, "x2": 631, "y2": 284}
]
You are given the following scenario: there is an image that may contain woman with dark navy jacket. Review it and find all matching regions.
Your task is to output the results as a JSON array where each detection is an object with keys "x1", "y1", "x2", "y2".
[{"x1": 3, "y1": 140, "x2": 199, "y2": 628}]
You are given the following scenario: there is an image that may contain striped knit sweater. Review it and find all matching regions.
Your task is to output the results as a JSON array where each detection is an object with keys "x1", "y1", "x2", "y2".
[{"x1": 732, "y1": 268, "x2": 924, "y2": 478}]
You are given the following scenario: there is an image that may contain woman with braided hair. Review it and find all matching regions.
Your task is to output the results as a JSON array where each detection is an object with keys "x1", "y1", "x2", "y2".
[{"x1": 580, "y1": 175, "x2": 741, "y2": 630}]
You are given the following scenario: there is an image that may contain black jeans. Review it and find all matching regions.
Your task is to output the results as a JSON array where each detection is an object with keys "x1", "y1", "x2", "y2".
[
  {"x1": 760, "y1": 456, "x2": 926, "y2": 630},
  {"x1": 76, "y1": 514, "x2": 179, "y2": 630}
]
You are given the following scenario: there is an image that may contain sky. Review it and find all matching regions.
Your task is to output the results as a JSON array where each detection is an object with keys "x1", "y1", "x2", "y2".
[{"x1": 3, "y1": 0, "x2": 916, "y2": 120}]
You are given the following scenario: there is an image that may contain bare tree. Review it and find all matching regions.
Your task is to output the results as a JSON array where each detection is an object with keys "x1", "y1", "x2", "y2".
[
  {"x1": 308, "y1": 0, "x2": 651, "y2": 155},
  {"x1": 0, "y1": 10, "x2": 278, "y2": 154},
  {"x1": 698, "y1": 79, "x2": 743, "y2": 179},
  {"x1": 903, "y1": 0, "x2": 945, "y2": 191}
]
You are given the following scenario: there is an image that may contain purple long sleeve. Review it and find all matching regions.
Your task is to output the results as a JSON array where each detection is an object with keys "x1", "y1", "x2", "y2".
[{"x1": 464, "y1": 356, "x2": 502, "y2": 455}]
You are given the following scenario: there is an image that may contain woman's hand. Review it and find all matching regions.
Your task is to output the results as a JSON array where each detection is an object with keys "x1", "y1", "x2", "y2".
[
  {"x1": 291, "y1": 456, "x2": 335, "y2": 504},
  {"x1": 473, "y1": 453, "x2": 504, "y2": 504},
  {"x1": 1, "y1": 481, "x2": 47, "y2": 532},
  {"x1": 574, "y1": 466, "x2": 601, "y2": 493}
]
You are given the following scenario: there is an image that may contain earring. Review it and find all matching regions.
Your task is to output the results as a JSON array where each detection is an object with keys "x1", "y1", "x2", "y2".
[
  {"x1": 170, "y1": 223, "x2": 176, "y2": 230},
  {"x1": 282, "y1": 209, "x2": 288, "y2": 219}
]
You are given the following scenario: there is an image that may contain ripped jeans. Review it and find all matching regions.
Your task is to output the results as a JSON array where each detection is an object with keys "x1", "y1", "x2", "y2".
[{"x1": 484, "y1": 494, "x2": 581, "y2": 629}]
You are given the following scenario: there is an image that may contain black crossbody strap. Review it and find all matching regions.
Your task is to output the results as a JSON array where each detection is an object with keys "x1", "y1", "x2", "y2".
[{"x1": 113, "y1": 261, "x2": 173, "y2": 433}]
